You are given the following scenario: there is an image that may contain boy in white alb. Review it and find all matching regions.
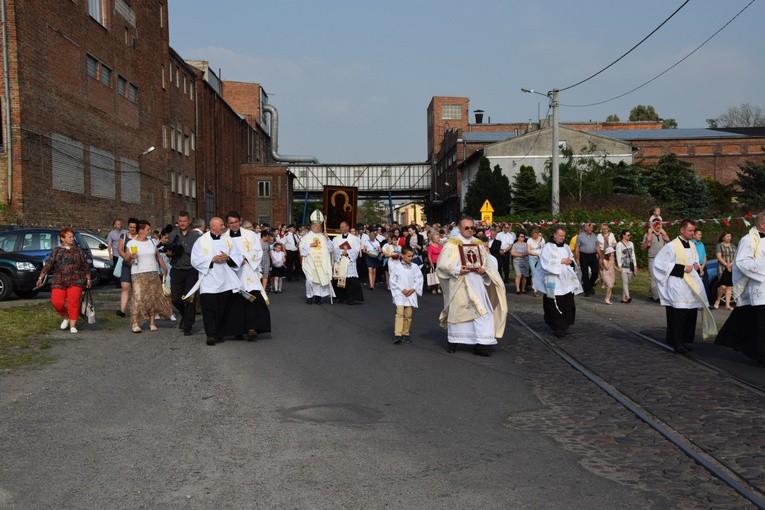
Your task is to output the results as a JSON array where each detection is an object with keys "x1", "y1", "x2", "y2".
[{"x1": 390, "y1": 246, "x2": 423, "y2": 344}]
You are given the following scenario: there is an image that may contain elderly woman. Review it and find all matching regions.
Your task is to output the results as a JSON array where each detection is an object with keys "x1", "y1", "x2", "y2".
[
  {"x1": 527, "y1": 228, "x2": 545, "y2": 297},
  {"x1": 36, "y1": 228, "x2": 92, "y2": 333},
  {"x1": 123, "y1": 219, "x2": 171, "y2": 333}
]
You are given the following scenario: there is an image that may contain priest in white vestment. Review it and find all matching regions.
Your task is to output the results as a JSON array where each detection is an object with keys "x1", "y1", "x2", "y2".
[
  {"x1": 533, "y1": 226, "x2": 583, "y2": 336},
  {"x1": 189, "y1": 217, "x2": 243, "y2": 346},
  {"x1": 437, "y1": 216, "x2": 507, "y2": 356},
  {"x1": 224, "y1": 211, "x2": 271, "y2": 340},
  {"x1": 654, "y1": 219, "x2": 713, "y2": 353},
  {"x1": 299, "y1": 222, "x2": 335, "y2": 304}
]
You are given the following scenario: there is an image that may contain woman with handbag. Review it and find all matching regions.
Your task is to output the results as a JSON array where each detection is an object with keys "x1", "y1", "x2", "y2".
[
  {"x1": 615, "y1": 229, "x2": 638, "y2": 303},
  {"x1": 426, "y1": 232, "x2": 443, "y2": 294},
  {"x1": 35, "y1": 228, "x2": 92, "y2": 333},
  {"x1": 123, "y1": 219, "x2": 171, "y2": 333}
]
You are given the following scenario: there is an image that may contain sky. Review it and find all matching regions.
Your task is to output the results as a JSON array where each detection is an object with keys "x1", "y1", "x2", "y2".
[{"x1": 168, "y1": 0, "x2": 763, "y2": 164}]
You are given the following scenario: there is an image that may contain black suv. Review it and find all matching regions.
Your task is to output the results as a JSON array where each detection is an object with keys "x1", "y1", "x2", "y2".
[
  {"x1": 0, "y1": 250, "x2": 44, "y2": 300},
  {"x1": 0, "y1": 228, "x2": 99, "y2": 286}
]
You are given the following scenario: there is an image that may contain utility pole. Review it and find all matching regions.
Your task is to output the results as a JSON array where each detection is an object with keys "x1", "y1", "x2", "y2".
[{"x1": 550, "y1": 89, "x2": 560, "y2": 215}]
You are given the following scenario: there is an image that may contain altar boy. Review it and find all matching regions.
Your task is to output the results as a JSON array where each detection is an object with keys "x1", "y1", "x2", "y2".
[{"x1": 389, "y1": 246, "x2": 423, "y2": 344}]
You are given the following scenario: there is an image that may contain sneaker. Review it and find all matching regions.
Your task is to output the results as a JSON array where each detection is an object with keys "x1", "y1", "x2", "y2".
[
  {"x1": 392, "y1": 336, "x2": 403, "y2": 344},
  {"x1": 169, "y1": 314, "x2": 177, "y2": 321},
  {"x1": 402, "y1": 335, "x2": 411, "y2": 344},
  {"x1": 60, "y1": 318, "x2": 69, "y2": 330},
  {"x1": 70, "y1": 326, "x2": 78, "y2": 334},
  {"x1": 206, "y1": 337, "x2": 216, "y2": 346}
]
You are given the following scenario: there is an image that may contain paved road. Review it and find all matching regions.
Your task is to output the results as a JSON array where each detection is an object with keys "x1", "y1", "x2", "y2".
[{"x1": 0, "y1": 281, "x2": 758, "y2": 509}]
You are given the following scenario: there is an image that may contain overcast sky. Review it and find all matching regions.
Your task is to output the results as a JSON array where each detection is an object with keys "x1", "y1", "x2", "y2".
[{"x1": 168, "y1": 0, "x2": 763, "y2": 164}]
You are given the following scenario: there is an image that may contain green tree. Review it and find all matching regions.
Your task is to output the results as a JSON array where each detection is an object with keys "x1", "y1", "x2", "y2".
[
  {"x1": 511, "y1": 165, "x2": 544, "y2": 215},
  {"x1": 735, "y1": 160, "x2": 765, "y2": 212},
  {"x1": 357, "y1": 198, "x2": 388, "y2": 225},
  {"x1": 641, "y1": 154, "x2": 711, "y2": 218},
  {"x1": 629, "y1": 104, "x2": 660, "y2": 122},
  {"x1": 606, "y1": 114, "x2": 620, "y2": 122},
  {"x1": 609, "y1": 161, "x2": 648, "y2": 196},
  {"x1": 661, "y1": 118, "x2": 678, "y2": 129},
  {"x1": 703, "y1": 177, "x2": 735, "y2": 215},
  {"x1": 463, "y1": 156, "x2": 512, "y2": 217}
]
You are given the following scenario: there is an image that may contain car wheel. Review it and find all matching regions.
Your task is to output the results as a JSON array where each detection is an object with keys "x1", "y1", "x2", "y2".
[
  {"x1": 14, "y1": 288, "x2": 40, "y2": 299},
  {"x1": 91, "y1": 271, "x2": 101, "y2": 287},
  {"x1": 0, "y1": 272, "x2": 12, "y2": 301}
]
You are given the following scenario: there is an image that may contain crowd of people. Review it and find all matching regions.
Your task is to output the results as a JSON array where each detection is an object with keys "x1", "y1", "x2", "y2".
[{"x1": 36, "y1": 207, "x2": 763, "y2": 365}]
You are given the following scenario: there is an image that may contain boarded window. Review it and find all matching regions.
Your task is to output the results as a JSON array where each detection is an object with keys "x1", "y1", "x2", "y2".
[
  {"x1": 51, "y1": 133, "x2": 84, "y2": 193},
  {"x1": 120, "y1": 157, "x2": 141, "y2": 204},
  {"x1": 90, "y1": 147, "x2": 115, "y2": 199},
  {"x1": 100, "y1": 64, "x2": 111, "y2": 86},
  {"x1": 86, "y1": 55, "x2": 98, "y2": 78}
]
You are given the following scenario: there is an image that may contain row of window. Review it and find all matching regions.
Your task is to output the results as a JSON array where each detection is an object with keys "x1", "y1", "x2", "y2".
[
  {"x1": 86, "y1": 54, "x2": 138, "y2": 103},
  {"x1": 169, "y1": 171, "x2": 197, "y2": 199},
  {"x1": 163, "y1": 62, "x2": 194, "y2": 101},
  {"x1": 162, "y1": 125, "x2": 195, "y2": 156}
]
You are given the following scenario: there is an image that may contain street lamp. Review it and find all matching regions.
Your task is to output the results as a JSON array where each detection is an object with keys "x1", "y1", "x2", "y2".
[
  {"x1": 521, "y1": 88, "x2": 560, "y2": 215},
  {"x1": 141, "y1": 146, "x2": 156, "y2": 156}
]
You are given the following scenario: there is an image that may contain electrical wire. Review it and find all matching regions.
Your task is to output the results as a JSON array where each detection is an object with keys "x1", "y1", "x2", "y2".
[
  {"x1": 558, "y1": 0, "x2": 690, "y2": 92},
  {"x1": 562, "y1": 0, "x2": 757, "y2": 108}
]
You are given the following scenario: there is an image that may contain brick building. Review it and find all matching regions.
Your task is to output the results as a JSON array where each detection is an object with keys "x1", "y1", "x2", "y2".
[{"x1": 0, "y1": 1, "x2": 297, "y2": 231}]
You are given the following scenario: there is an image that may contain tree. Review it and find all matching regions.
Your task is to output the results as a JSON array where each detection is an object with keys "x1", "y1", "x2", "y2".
[
  {"x1": 357, "y1": 198, "x2": 388, "y2": 226},
  {"x1": 702, "y1": 177, "x2": 735, "y2": 215},
  {"x1": 463, "y1": 156, "x2": 512, "y2": 217},
  {"x1": 735, "y1": 160, "x2": 765, "y2": 212},
  {"x1": 629, "y1": 104, "x2": 660, "y2": 122},
  {"x1": 511, "y1": 165, "x2": 544, "y2": 215},
  {"x1": 606, "y1": 114, "x2": 620, "y2": 122},
  {"x1": 712, "y1": 103, "x2": 765, "y2": 128},
  {"x1": 609, "y1": 161, "x2": 647, "y2": 196},
  {"x1": 661, "y1": 118, "x2": 678, "y2": 129},
  {"x1": 641, "y1": 154, "x2": 711, "y2": 218}
]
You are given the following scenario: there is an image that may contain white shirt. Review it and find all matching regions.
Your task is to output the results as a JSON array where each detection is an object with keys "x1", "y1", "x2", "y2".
[
  {"x1": 390, "y1": 261, "x2": 423, "y2": 307},
  {"x1": 495, "y1": 231, "x2": 516, "y2": 251},
  {"x1": 125, "y1": 238, "x2": 160, "y2": 275}
]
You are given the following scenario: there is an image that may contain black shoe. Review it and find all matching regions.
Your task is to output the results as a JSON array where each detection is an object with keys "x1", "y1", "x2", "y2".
[
  {"x1": 673, "y1": 345, "x2": 688, "y2": 354},
  {"x1": 247, "y1": 329, "x2": 258, "y2": 341},
  {"x1": 178, "y1": 321, "x2": 184, "y2": 330},
  {"x1": 306, "y1": 298, "x2": 313, "y2": 305},
  {"x1": 393, "y1": 335, "x2": 403, "y2": 344},
  {"x1": 473, "y1": 345, "x2": 492, "y2": 357},
  {"x1": 446, "y1": 343, "x2": 456, "y2": 353},
  {"x1": 402, "y1": 335, "x2": 411, "y2": 344},
  {"x1": 206, "y1": 337, "x2": 216, "y2": 346},
  {"x1": 314, "y1": 296, "x2": 322, "y2": 304},
  {"x1": 346, "y1": 299, "x2": 359, "y2": 305},
  {"x1": 368, "y1": 287, "x2": 374, "y2": 291},
  {"x1": 183, "y1": 329, "x2": 192, "y2": 336},
  {"x1": 116, "y1": 310, "x2": 126, "y2": 317}
]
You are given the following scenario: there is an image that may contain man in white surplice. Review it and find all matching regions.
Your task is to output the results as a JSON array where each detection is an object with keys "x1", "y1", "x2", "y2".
[
  {"x1": 332, "y1": 221, "x2": 364, "y2": 305},
  {"x1": 437, "y1": 216, "x2": 507, "y2": 356},
  {"x1": 299, "y1": 221, "x2": 335, "y2": 304},
  {"x1": 223, "y1": 211, "x2": 271, "y2": 340},
  {"x1": 189, "y1": 217, "x2": 242, "y2": 346}
]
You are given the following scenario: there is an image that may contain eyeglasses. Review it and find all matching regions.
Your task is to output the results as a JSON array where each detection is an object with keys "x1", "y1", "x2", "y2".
[{"x1": 461, "y1": 226, "x2": 475, "y2": 230}]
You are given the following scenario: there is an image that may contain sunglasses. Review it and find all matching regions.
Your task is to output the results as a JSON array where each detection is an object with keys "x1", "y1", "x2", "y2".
[{"x1": 462, "y1": 226, "x2": 475, "y2": 230}]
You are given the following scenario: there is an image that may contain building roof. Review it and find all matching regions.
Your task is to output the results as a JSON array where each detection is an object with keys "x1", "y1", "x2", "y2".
[
  {"x1": 460, "y1": 132, "x2": 517, "y2": 143},
  {"x1": 592, "y1": 128, "x2": 748, "y2": 141}
]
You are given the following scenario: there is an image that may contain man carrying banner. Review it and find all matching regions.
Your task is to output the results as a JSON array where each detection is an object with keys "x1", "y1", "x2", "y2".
[
  {"x1": 224, "y1": 211, "x2": 271, "y2": 340},
  {"x1": 299, "y1": 220, "x2": 335, "y2": 305},
  {"x1": 332, "y1": 221, "x2": 364, "y2": 305},
  {"x1": 654, "y1": 218, "x2": 716, "y2": 354}
]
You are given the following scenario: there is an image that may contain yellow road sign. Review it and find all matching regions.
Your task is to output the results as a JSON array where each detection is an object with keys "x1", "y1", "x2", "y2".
[{"x1": 480, "y1": 200, "x2": 494, "y2": 223}]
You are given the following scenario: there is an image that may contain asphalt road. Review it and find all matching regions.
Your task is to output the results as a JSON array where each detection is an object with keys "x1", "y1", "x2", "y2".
[{"x1": 0, "y1": 281, "x2": 751, "y2": 509}]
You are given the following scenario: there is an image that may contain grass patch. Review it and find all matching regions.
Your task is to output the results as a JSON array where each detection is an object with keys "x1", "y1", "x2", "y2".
[{"x1": 0, "y1": 303, "x2": 61, "y2": 370}]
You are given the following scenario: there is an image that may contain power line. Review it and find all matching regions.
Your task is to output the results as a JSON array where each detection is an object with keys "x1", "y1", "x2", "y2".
[
  {"x1": 558, "y1": 0, "x2": 690, "y2": 92},
  {"x1": 562, "y1": 0, "x2": 757, "y2": 108}
]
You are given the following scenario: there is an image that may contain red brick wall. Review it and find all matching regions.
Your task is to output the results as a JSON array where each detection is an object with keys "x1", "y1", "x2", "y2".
[
  {"x1": 240, "y1": 164, "x2": 291, "y2": 226},
  {"x1": 222, "y1": 81, "x2": 262, "y2": 128}
]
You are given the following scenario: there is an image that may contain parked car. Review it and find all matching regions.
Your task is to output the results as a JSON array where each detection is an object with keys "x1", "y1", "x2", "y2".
[
  {"x1": 0, "y1": 228, "x2": 100, "y2": 285},
  {"x1": 79, "y1": 231, "x2": 114, "y2": 283},
  {"x1": 701, "y1": 259, "x2": 720, "y2": 304},
  {"x1": 0, "y1": 250, "x2": 44, "y2": 300}
]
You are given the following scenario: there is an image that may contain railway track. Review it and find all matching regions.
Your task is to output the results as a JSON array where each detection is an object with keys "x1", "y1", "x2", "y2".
[{"x1": 510, "y1": 309, "x2": 765, "y2": 509}]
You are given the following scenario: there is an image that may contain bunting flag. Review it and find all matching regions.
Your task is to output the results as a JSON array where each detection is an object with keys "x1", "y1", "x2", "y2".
[{"x1": 476, "y1": 214, "x2": 756, "y2": 230}]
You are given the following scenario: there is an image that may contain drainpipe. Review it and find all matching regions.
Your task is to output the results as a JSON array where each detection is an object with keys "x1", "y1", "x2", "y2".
[
  {"x1": 2, "y1": 0, "x2": 11, "y2": 203},
  {"x1": 262, "y1": 103, "x2": 318, "y2": 164}
]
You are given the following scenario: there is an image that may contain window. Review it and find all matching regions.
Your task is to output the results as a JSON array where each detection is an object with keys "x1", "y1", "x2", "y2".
[
  {"x1": 176, "y1": 69, "x2": 179, "y2": 88},
  {"x1": 190, "y1": 132, "x2": 195, "y2": 151},
  {"x1": 190, "y1": 178, "x2": 197, "y2": 199},
  {"x1": 176, "y1": 173, "x2": 183, "y2": 193},
  {"x1": 189, "y1": 83, "x2": 193, "y2": 101},
  {"x1": 162, "y1": 125, "x2": 167, "y2": 149},
  {"x1": 100, "y1": 64, "x2": 111, "y2": 86},
  {"x1": 184, "y1": 176, "x2": 190, "y2": 196},
  {"x1": 170, "y1": 171, "x2": 175, "y2": 193},
  {"x1": 183, "y1": 75, "x2": 186, "y2": 93},
  {"x1": 168, "y1": 62, "x2": 173, "y2": 84},
  {"x1": 176, "y1": 129, "x2": 182, "y2": 153},
  {"x1": 86, "y1": 55, "x2": 98, "y2": 78},
  {"x1": 184, "y1": 135, "x2": 189, "y2": 156},
  {"x1": 128, "y1": 84, "x2": 138, "y2": 103},
  {"x1": 161, "y1": 66, "x2": 166, "y2": 89},
  {"x1": 442, "y1": 104, "x2": 462, "y2": 120},
  {"x1": 88, "y1": 0, "x2": 106, "y2": 26},
  {"x1": 117, "y1": 76, "x2": 127, "y2": 95},
  {"x1": 170, "y1": 125, "x2": 175, "y2": 150},
  {"x1": 159, "y1": 3, "x2": 164, "y2": 27},
  {"x1": 258, "y1": 181, "x2": 270, "y2": 198}
]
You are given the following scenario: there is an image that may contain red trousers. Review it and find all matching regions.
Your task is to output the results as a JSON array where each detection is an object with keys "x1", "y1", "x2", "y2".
[{"x1": 51, "y1": 286, "x2": 83, "y2": 321}]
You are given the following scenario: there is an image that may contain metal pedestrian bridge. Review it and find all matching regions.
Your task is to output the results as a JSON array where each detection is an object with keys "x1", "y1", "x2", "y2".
[{"x1": 289, "y1": 163, "x2": 431, "y2": 199}]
